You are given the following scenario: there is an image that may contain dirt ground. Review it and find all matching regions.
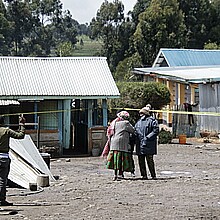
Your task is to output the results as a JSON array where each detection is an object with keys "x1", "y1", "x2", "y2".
[{"x1": 2, "y1": 138, "x2": 220, "y2": 220}]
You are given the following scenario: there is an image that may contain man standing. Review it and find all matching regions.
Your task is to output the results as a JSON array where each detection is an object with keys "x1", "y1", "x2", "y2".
[
  {"x1": 135, "y1": 108, "x2": 159, "y2": 180},
  {"x1": 0, "y1": 115, "x2": 25, "y2": 206}
]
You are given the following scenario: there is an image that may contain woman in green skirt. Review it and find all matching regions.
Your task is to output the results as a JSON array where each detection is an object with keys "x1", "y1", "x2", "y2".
[{"x1": 106, "y1": 111, "x2": 135, "y2": 180}]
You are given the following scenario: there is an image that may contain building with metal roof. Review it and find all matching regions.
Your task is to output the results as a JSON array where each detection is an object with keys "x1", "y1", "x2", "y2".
[
  {"x1": 135, "y1": 65, "x2": 220, "y2": 83},
  {"x1": 0, "y1": 56, "x2": 119, "y2": 99},
  {"x1": 0, "y1": 56, "x2": 120, "y2": 155},
  {"x1": 134, "y1": 48, "x2": 220, "y2": 137},
  {"x1": 135, "y1": 48, "x2": 220, "y2": 83},
  {"x1": 153, "y1": 48, "x2": 220, "y2": 67}
]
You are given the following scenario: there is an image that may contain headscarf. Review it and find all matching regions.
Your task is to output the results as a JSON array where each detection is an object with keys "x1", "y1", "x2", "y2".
[
  {"x1": 117, "y1": 110, "x2": 130, "y2": 120},
  {"x1": 107, "y1": 111, "x2": 129, "y2": 137}
]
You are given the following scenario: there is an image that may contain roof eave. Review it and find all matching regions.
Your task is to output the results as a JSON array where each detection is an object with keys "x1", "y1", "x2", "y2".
[{"x1": 0, "y1": 95, "x2": 120, "y2": 101}]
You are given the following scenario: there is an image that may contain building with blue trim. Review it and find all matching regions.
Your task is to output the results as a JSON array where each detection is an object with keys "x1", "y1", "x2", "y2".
[
  {"x1": 0, "y1": 56, "x2": 120, "y2": 155},
  {"x1": 134, "y1": 48, "x2": 220, "y2": 136}
]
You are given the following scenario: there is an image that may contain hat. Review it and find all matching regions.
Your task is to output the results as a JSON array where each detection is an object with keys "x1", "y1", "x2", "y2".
[
  {"x1": 145, "y1": 104, "x2": 151, "y2": 110},
  {"x1": 139, "y1": 108, "x2": 149, "y2": 115},
  {"x1": 117, "y1": 111, "x2": 130, "y2": 119}
]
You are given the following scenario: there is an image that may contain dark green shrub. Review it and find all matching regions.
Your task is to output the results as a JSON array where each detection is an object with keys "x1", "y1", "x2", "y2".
[
  {"x1": 108, "y1": 81, "x2": 171, "y2": 124},
  {"x1": 158, "y1": 128, "x2": 173, "y2": 144}
]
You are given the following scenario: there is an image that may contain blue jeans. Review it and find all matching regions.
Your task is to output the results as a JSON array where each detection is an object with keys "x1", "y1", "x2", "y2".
[{"x1": 0, "y1": 158, "x2": 10, "y2": 201}]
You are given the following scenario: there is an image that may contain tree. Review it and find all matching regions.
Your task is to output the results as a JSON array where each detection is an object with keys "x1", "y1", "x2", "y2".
[
  {"x1": 133, "y1": 0, "x2": 187, "y2": 66},
  {"x1": 131, "y1": 0, "x2": 151, "y2": 25},
  {"x1": 78, "y1": 23, "x2": 89, "y2": 35},
  {"x1": 116, "y1": 17, "x2": 137, "y2": 59},
  {"x1": 89, "y1": 0, "x2": 125, "y2": 70},
  {"x1": 6, "y1": 0, "x2": 34, "y2": 55},
  {"x1": 207, "y1": 0, "x2": 220, "y2": 45},
  {"x1": 0, "y1": 0, "x2": 11, "y2": 55},
  {"x1": 28, "y1": 0, "x2": 77, "y2": 56},
  {"x1": 56, "y1": 41, "x2": 74, "y2": 56},
  {"x1": 114, "y1": 52, "x2": 142, "y2": 81},
  {"x1": 4, "y1": 0, "x2": 77, "y2": 56},
  {"x1": 108, "y1": 81, "x2": 171, "y2": 124},
  {"x1": 52, "y1": 9, "x2": 77, "y2": 46},
  {"x1": 178, "y1": 0, "x2": 211, "y2": 48}
]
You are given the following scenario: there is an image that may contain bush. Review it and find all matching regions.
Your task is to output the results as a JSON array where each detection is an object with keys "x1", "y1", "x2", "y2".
[
  {"x1": 158, "y1": 128, "x2": 173, "y2": 144},
  {"x1": 108, "y1": 81, "x2": 171, "y2": 124}
]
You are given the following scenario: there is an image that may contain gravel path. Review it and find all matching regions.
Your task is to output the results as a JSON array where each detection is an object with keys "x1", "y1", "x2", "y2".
[{"x1": 3, "y1": 139, "x2": 220, "y2": 219}]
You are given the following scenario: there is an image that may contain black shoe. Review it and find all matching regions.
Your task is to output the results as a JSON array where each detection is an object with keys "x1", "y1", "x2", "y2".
[
  {"x1": 0, "y1": 200, "x2": 13, "y2": 206},
  {"x1": 152, "y1": 177, "x2": 157, "y2": 180},
  {"x1": 142, "y1": 176, "x2": 148, "y2": 180},
  {"x1": 131, "y1": 172, "x2": 135, "y2": 177},
  {"x1": 117, "y1": 175, "x2": 124, "y2": 179},
  {"x1": 113, "y1": 176, "x2": 118, "y2": 181}
]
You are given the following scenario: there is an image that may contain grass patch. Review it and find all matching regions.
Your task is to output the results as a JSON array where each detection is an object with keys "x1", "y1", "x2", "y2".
[{"x1": 73, "y1": 35, "x2": 103, "y2": 56}]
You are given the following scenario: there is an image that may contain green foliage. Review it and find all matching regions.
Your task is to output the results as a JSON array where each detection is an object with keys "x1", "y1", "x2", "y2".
[
  {"x1": 108, "y1": 81, "x2": 171, "y2": 123},
  {"x1": 179, "y1": 0, "x2": 211, "y2": 48},
  {"x1": 6, "y1": 0, "x2": 34, "y2": 56},
  {"x1": 1, "y1": 0, "x2": 219, "y2": 66},
  {"x1": 114, "y1": 52, "x2": 143, "y2": 81},
  {"x1": 72, "y1": 35, "x2": 102, "y2": 56},
  {"x1": 208, "y1": 0, "x2": 220, "y2": 45},
  {"x1": 158, "y1": 128, "x2": 173, "y2": 144},
  {"x1": 0, "y1": 3, "x2": 11, "y2": 55},
  {"x1": 131, "y1": 0, "x2": 151, "y2": 25},
  {"x1": 89, "y1": 0, "x2": 131, "y2": 71},
  {"x1": 1, "y1": 0, "x2": 78, "y2": 56},
  {"x1": 87, "y1": 0, "x2": 220, "y2": 69},
  {"x1": 204, "y1": 42, "x2": 220, "y2": 49},
  {"x1": 133, "y1": 0, "x2": 187, "y2": 65},
  {"x1": 56, "y1": 42, "x2": 74, "y2": 57}
]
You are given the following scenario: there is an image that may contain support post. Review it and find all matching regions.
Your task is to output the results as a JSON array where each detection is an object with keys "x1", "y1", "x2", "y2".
[
  {"x1": 37, "y1": 116, "x2": 40, "y2": 149},
  {"x1": 87, "y1": 100, "x2": 93, "y2": 128},
  {"x1": 63, "y1": 100, "x2": 71, "y2": 149},
  {"x1": 102, "y1": 99, "x2": 108, "y2": 127}
]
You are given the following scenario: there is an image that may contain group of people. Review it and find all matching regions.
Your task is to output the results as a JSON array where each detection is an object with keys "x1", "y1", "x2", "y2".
[
  {"x1": 0, "y1": 106, "x2": 158, "y2": 205},
  {"x1": 103, "y1": 105, "x2": 159, "y2": 181}
]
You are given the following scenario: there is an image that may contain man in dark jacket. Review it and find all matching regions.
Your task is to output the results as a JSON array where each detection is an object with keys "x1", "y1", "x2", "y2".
[
  {"x1": 0, "y1": 115, "x2": 25, "y2": 206},
  {"x1": 135, "y1": 108, "x2": 159, "y2": 180}
]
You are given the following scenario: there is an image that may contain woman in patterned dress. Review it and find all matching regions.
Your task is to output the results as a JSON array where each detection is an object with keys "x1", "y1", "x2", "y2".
[{"x1": 106, "y1": 111, "x2": 135, "y2": 180}]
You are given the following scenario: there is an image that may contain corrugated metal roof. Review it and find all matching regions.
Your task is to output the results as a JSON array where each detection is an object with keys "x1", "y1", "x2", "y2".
[
  {"x1": 0, "y1": 57, "x2": 120, "y2": 99},
  {"x1": 10, "y1": 135, "x2": 55, "y2": 180},
  {"x1": 153, "y1": 48, "x2": 220, "y2": 67},
  {"x1": 134, "y1": 48, "x2": 220, "y2": 83},
  {"x1": 134, "y1": 65, "x2": 220, "y2": 83},
  {"x1": 9, "y1": 150, "x2": 40, "y2": 189},
  {"x1": 9, "y1": 135, "x2": 55, "y2": 189}
]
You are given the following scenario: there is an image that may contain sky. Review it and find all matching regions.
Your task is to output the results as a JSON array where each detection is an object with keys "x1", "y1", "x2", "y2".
[{"x1": 61, "y1": 0, "x2": 137, "y2": 24}]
